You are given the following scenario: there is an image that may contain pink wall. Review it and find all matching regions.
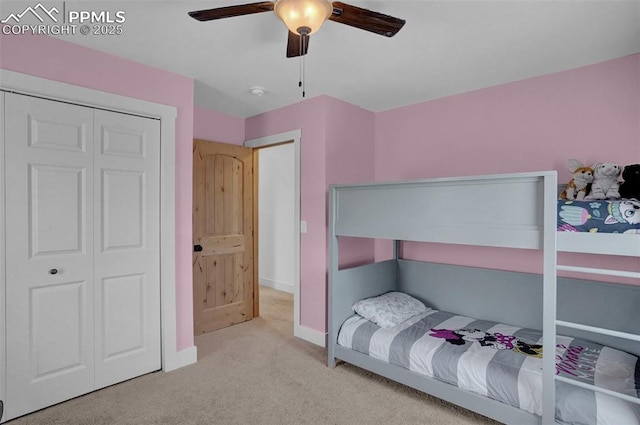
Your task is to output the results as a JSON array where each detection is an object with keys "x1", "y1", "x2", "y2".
[
  {"x1": 375, "y1": 54, "x2": 638, "y2": 182},
  {"x1": 246, "y1": 96, "x2": 328, "y2": 331},
  {"x1": 0, "y1": 32, "x2": 197, "y2": 351},
  {"x1": 374, "y1": 54, "x2": 640, "y2": 284},
  {"x1": 193, "y1": 106, "x2": 245, "y2": 145},
  {"x1": 325, "y1": 97, "x2": 376, "y2": 186},
  {"x1": 245, "y1": 96, "x2": 375, "y2": 332}
]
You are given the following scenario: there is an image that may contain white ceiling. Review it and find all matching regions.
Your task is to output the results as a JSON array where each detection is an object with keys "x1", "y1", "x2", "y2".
[{"x1": 5, "y1": 1, "x2": 639, "y2": 118}]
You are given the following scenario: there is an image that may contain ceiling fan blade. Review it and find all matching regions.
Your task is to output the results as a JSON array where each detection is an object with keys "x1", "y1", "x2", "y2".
[
  {"x1": 329, "y1": 1, "x2": 405, "y2": 37},
  {"x1": 286, "y1": 31, "x2": 310, "y2": 58},
  {"x1": 188, "y1": 1, "x2": 274, "y2": 22}
]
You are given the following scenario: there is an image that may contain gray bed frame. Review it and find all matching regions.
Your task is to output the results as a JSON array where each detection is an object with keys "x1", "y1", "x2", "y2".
[{"x1": 327, "y1": 172, "x2": 640, "y2": 425}]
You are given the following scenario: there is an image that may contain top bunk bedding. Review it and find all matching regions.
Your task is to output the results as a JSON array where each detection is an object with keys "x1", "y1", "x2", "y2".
[
  {"x1": 556, "y1": 198, "x2": 640, "y2": 256},
  {"x1": 557, "y1": 199, "x2": 640, "y2": 234}
]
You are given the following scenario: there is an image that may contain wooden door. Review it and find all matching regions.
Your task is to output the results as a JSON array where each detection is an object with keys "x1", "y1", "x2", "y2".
[{"x1": 193, "y1": 140, "x2": 255, "y2": 334}]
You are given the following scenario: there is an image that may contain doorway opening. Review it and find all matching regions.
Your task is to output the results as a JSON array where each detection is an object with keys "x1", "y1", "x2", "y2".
[{"x1": 245, "y1": 131, "x2": 301, "y2": 336}]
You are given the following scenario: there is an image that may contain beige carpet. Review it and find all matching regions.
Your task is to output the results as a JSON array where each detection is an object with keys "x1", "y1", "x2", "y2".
[{"x1": 8, "y1": 287, "x2": 500, "y2": 425}]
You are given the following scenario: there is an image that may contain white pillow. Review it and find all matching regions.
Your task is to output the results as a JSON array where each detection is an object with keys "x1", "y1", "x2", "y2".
[{"x1": 352, "y1": 291, "x2": 427, "y2": 328}]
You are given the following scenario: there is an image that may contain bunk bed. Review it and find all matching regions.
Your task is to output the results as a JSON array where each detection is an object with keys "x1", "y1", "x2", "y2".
[{"x1": 327, "y1": 171, "x2": 640, "y2": 425}]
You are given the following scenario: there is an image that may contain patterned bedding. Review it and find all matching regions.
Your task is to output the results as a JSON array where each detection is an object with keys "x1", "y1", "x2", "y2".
[
  {"x1": 557, "y1": 199, "x2": 640, "y2": 234},
  {"x1": 338, "y1": 310, "x2": 640, "y2": 425}
]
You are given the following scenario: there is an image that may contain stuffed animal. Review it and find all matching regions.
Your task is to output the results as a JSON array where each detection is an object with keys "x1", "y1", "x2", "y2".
[
  {"x1": 585, "y1": 162, "x2": 622, "y2": 200},
  {"x1": 559, "y1": 159, "x2": 594, "y2": 200},
  {"x1": 619, "y1": 164, "x2": 640, "y2": 199}
]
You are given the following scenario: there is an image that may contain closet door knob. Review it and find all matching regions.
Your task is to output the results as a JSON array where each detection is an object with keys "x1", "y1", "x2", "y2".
[{"x1": 49, "y1": 268, "x2": 59, "y2": 275}]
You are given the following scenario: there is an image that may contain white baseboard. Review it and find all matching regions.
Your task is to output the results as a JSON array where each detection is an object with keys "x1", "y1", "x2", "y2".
[
  {"x1": 294, "y1": 324, "x2": 327, "y2": 348},
  {"x1": 164, "y1": 346, "x2": 197, "y2": 372},
  {"x1": 259, "y1": 277, "x2": 294, "y2": 294}
]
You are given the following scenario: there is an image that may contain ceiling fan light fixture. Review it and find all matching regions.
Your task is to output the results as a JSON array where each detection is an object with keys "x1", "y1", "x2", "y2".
[{"x1": 274, "y1": 0, "x2": 333, "y2": 35}]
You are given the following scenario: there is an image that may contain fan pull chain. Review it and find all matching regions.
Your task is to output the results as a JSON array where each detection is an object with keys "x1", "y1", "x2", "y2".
[
  {"x1": 298, "y1": 33, "x2": 306, "y2": 98},
  {"x1": 298, "y1": 34, "x2": 302, "y2": 87},
  {"x1": 302, "y1": 48, "x2": 306, "y2": 98},
  {"x1": 298, "y1": 32, "x2": 303, "y2": 91}
]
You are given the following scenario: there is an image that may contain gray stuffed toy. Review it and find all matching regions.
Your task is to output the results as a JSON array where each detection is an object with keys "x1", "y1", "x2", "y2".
[{"x1": 585, "y1": 162, "x2": 621, "y2": 200}]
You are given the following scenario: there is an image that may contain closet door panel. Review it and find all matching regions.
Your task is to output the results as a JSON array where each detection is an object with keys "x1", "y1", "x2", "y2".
[
  {"x1": 5, "y1": 93, "x2": 95, "y2": 420},
  {"x1": 93, "y1": 109, "x2": 161, "y2": 389},
  {"x1": 29, "y1": 164, "x2": 85, "y2": 255}
]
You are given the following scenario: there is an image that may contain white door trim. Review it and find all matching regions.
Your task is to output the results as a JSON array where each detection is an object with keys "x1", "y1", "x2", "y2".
[
  {"x1": 0, "y1": 71, "x2": 191, "y2": 396},
  {"x1": 244, "y1": 130, "x2": 308, "y2": 343}
]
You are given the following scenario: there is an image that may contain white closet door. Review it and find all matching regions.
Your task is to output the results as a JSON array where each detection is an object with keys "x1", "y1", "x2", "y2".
[
  {"x1": 5, "y1": 93, "x2": 95, "y2": 419},
  {"x1": 4, "y1": 93, "x2": 161, "y2": 420},
  {"x1": 93, "y1": 109, "x2": 161, "y2": 388}
]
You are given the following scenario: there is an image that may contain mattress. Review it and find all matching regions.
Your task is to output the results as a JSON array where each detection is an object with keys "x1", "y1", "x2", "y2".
[
  {"x1": 338, "y1": 310, "x2": 640, "y2": 425},
  {"x1": 558, "y1": 199, "x2": 640, "y2": 234}
]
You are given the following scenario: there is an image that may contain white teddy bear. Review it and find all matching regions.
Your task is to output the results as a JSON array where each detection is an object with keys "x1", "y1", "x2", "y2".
[{"x1": 585, "y1": 162, "x2": 621, "y2": 200}]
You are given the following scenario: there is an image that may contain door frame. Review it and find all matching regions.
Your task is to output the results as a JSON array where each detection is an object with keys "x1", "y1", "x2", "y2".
[
  {"x1": 244, "y1": 130, "x2": 302, "y2": 339},
  {"x1": 0, "y1": 70, "x2": 189, "y2": 409}
]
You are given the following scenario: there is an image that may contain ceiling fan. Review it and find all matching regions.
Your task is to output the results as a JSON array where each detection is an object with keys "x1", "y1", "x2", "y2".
[{"x1": 188, "y1": 0, "x2": 406, "y2": 58}]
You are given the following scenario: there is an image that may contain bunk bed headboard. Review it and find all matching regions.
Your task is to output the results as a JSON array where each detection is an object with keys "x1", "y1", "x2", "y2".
[{"x1": 330, "y1": 172, "x2": 557, "y2": 249}]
